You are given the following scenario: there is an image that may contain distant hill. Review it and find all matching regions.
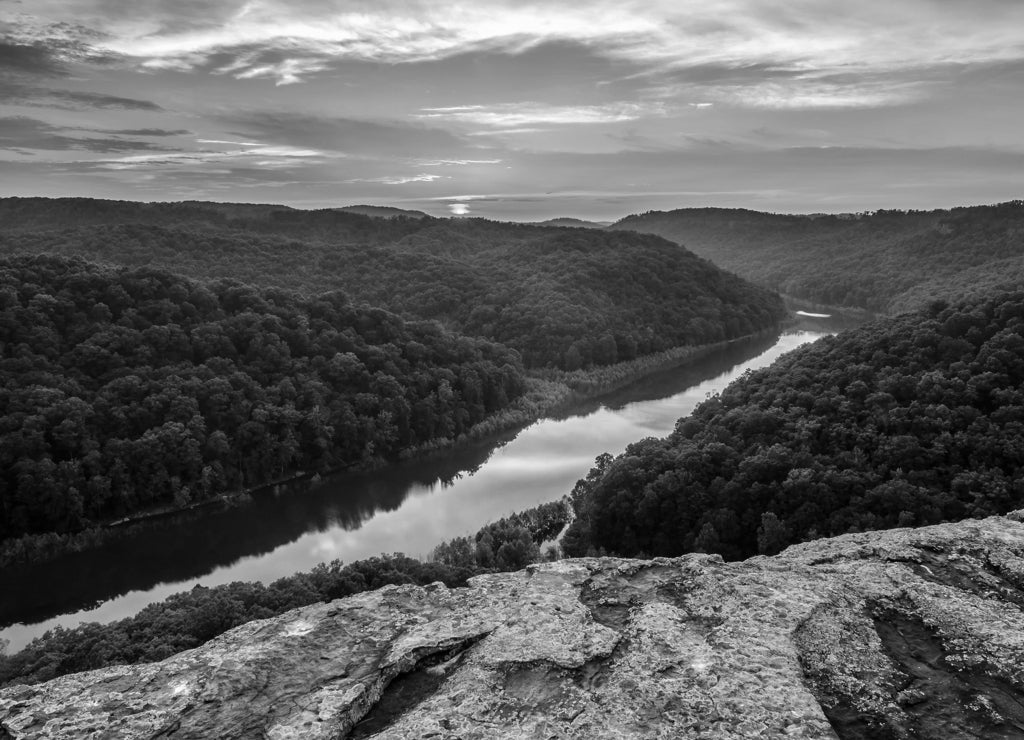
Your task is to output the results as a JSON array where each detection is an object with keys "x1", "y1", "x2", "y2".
[
  {"x1": 614, "y1": 201, "x2": 1024, "y2": 313},
  {"x1": 530, "y1": 217, "x2": 611, "y2": 229},
  {"x1": 336, "y1": 204, "x2": 429, "y2": 219},
  {"x1": 0, "y1": 198, "x2": 784, "y2": 370},
  {"x1": 0, "y1": 197, "x2": 430, "y2": 244}
]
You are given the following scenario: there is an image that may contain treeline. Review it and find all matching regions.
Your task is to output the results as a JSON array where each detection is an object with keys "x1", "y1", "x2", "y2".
[
  {"x1": 430, "y1": 500, "x2": 567, "y2": 569},
  {"x1": 0, "y1": 197, "x2": 429, "y2": 245},
  {"x1": 0, "y1": 500, "x2": 568, "y2": 687},
  {"x1": 0, "y1": 198, "x2": 786, "y2": 369},
  {"x1": 564, "y1": 291, "x2": 1024, "y2": 560},
  {"x1": 0, "y1": 255, "x2": 525, "y2": 543},
  {"x1": 615, "y1": 201, "x2": 1024, "y2": 313}
]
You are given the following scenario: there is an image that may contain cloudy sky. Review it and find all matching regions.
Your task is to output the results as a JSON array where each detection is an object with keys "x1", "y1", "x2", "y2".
[{"x1": 2, "y1": 0, "x2": 1023, "y2": 220}]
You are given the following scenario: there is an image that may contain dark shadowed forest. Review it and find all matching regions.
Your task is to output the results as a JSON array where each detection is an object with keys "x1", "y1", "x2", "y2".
[
  {"x1": 0, "y1": 255, "x2": 524, "y2": 543},
  {"x1": 563, "y1": 291, "x2": 1024, "y2": 559}
]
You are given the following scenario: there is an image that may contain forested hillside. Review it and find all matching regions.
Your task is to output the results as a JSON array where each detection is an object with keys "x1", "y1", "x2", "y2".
[
  {"x1": 0, "y1": 255, "x2": 525, "y2": 543},
  {"x1": 0, "y1": 197, "x2": 428, "y2": 244},
  {"x1": 0, "y1": 198, "x2": 785, "y2": 369},
  {"x1": 615, "y1": 201, "x2": 1024, "y2": 312},
  {"x1": 563, "y1": 290, "x2": 1024, "y2": 560},
  {"x1": 336, "y1": 205, "x2": 429, "y2": 219}
]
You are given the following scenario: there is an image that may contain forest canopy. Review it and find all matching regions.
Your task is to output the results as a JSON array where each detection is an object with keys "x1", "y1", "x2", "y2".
[
  {"x1": 0, "y1": 197, "x2": 785, "y2": 370},
  {"x1": 563, "y1": 291, "x2": 1024, "y2": 560},
  {"x1": 0, "y1": 254, "x2": 525, "y2": 543},
  {"x1": 615, "y1": 201, "x2": 1024, "y2": 313}
]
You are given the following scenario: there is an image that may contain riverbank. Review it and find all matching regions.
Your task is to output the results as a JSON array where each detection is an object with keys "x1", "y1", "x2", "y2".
[
  {"x1": 780, "y1": 293, "x2": 879, "y2": 320},
  {"x1": 0, "y1": 329, "x2": 782, "y2": 569},
  {"x1": 380, "y1": 328, "x2": 783, "y2": 466},
  {"x1": 2, "y1": 319, "x2": 852, "y2": 650}
]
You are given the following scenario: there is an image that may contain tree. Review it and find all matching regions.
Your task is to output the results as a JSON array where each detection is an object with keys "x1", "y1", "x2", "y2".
[
  {"x1": 693, "y1": 523, "x2": 721, "y2": 554},
  {"x1": 756, "y1": 512, "x2": 790, "y2": 555},
  {"x1": 494, "y1": 527, "x2": 541, "y2": 570}
]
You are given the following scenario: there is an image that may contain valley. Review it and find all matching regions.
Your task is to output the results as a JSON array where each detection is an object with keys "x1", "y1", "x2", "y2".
[
  {"x1": 2, "y1": 197, "x2": 1023, "y2": 736},
  {"x1": 0, "y1": 306, "x2": 858, "y2": 655},
  {"x1": 4, "y1": 5, "x2": 1024, "y2": 735}
]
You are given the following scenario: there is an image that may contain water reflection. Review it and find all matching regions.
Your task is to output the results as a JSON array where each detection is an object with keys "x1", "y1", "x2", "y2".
[
  {"x1": 0, "y1": 431, "x2": 519, "y2": 628},
  {"x1": 1, "y1": 311, "x2": 858, "y2": 650}
]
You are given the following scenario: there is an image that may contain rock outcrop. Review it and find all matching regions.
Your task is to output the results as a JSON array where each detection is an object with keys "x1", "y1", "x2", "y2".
[{"x1": 5, "y1": 514, "x2": 1024, "y2": 739}]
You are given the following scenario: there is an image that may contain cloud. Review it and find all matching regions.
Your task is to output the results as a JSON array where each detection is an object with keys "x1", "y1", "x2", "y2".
[
  {"x1": 103, "y1": 128, "x2": 191, "y2": 137},
  {"x1": 0, "y1": 81, "x2": 162, "y2": 110},
  {"x1": 90, "y1": 143, "x2": 328, "y2": 170},
  {"x1": 417, "y1": 158, "x2": 503, "y2": 166},
  {"x1": 0, "y1": 25, "x2": 119, "y2": 76},
  {"x1": 417, "y1": 102, "x2": 659, "y2": 127},
  {"x1": 0, "y1": 25, "x2": 160, "y2": 111},
  {"x1": 401, "y1": 143, "x2": 1024, "y2": 211},
  {"x1": 0, "y1": 116, "x2": 171, "y2": 153},
  {"x1": 344, "y1": 173, "x2": 448, "y2": 185},
  {"x1": 646, "y1": 64, "x2": 942, "y2": 110},
  {"x1": 3, "y1": 1, "x2": 1023, "y2": 212},
  {"x1": 232, "y1": 58, "x2": 328, "y2": 85},
  {"x1": 197, "y1": 139, "x2": 260, "y2": 146},
  {"x1": 220, "y1": 111, "x2": 468, "y2": 156},
  {"x1": 713, "y1": 79, "x2": 929, "y2": 110},
  {"x1": 45, "y1": 89, "x2": 162, "y2": 110},
  {"x1": 13, "y1": 0, "x2": 1024, "y2": 99},
  {"x1": 465, "y1": 128, "x2": 548, "y2": 137},
  {"x1": 81, "y1": 2, "x2": 653, "y2": 84},
  {"x1": 0, "y1": 39, "x2": 68, "y2": 76},
  {"x1": 430, "y1": 194, "x2": 495, "y2": 202},
  {"x1": 212, "y1": 51, "x2": 331, "y2": 85}
]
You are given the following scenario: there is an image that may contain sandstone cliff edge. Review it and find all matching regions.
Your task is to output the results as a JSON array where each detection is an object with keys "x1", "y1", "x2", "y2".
[{"x1": 5, "y1": 514, "x2": 1024, "y2": 738}]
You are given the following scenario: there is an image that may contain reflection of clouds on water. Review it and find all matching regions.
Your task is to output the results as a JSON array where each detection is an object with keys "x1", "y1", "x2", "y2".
[
  {"x1": 615, "y1": 331, "x2": 825, "y2": 434},
  {"x1": 474, "y1": 454, "x2": 596, "y2": 477}
]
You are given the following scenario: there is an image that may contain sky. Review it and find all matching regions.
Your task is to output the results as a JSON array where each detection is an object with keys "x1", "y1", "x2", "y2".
[{"x1": 1, "y1": 0, "x2": 1023, "y2": 221}]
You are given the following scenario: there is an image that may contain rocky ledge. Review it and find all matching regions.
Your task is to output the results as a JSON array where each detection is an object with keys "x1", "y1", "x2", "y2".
[{"x1": 5, "y1": 514, "x2": 1024, "y2": 739}]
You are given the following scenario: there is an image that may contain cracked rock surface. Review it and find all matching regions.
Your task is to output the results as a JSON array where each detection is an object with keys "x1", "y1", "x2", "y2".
[{"x1": 5, "y1": 513, "x2": 1024, "y2": 738}]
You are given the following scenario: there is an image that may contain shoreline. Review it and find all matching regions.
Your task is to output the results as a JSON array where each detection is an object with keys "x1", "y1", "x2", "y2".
[
  {"x1": 0, "y1": 327, "x2": 782, "y2": 568},
  {"x1": 779, "y1": 293, "x2": 879, "y2": 319}
]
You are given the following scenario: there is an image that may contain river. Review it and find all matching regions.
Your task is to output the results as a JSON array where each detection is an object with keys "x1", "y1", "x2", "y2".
[{"x1": 0, "y1": 307, "x2": 864, "y2": 653}]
